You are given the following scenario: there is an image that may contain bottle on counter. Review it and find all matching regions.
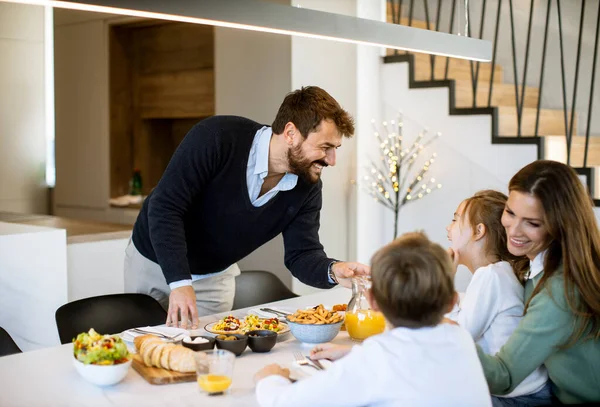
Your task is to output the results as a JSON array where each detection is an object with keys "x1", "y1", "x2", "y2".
[{"x1": 129, "y1": 169, "x2": 143, "y2": 196}]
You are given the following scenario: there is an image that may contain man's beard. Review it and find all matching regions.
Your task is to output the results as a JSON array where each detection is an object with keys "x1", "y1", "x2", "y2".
[{"x1": 287, "y1": 143, "x2": 328, "y2": 184}]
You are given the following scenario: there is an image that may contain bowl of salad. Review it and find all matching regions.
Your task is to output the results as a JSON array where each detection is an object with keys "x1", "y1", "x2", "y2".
[{"x1": 72, "y1": 328, "x2": 132, "y2": 386}]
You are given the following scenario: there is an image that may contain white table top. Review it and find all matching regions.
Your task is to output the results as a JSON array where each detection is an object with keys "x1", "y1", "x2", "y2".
[{"x1": 0, "y1": 288, "x2": 354, "y2": 407}]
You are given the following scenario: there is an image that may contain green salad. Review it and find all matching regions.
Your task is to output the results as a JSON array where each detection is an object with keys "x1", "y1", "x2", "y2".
[{"x1": 73, "y1": 328, "x2": 130, "y2": 365}]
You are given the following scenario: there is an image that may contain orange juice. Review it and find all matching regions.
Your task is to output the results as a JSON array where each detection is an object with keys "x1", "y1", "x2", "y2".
[
  {"x1": 197, "y1": 375, "x2": 232, "y2": 393},
  {"x1": 345, "y1": 310, "x2": 386, "y2": 341}
]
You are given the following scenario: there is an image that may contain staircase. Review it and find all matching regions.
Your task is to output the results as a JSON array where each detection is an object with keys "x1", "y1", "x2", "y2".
[{"x1": 385, "y1": 13, "x2": 600, "y2": 204}]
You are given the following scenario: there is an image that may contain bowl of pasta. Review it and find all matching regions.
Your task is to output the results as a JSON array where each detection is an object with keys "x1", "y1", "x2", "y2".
[{"x1": 285, "y1": 305, "x2": 344, "y2": 344}]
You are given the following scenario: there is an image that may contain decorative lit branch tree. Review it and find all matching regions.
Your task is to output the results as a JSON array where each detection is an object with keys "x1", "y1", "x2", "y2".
[{"x1": 355, "y1": 114, "x2": 442, "y2": 239}]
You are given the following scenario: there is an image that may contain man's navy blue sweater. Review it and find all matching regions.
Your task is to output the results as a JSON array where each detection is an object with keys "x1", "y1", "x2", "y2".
[{"x1": 132, "y1": 115, "x2": 335, "y2": 289}]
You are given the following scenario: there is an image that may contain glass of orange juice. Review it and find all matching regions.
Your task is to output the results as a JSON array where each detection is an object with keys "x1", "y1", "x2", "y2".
[
  {"x1": 346, "y1": 276, "x2": 387, "y2": 341},
  {"x1": 195, "y1": 349, "x2": 235, "y2": 396},
  {"x1": 345, "y1": 310, "x2": 386, "y2": 341}
]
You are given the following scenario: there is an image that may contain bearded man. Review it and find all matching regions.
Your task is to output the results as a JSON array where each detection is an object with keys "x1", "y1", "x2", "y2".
[{"x1": 124, "y1": 86, "x2": 369, "y2": 329}]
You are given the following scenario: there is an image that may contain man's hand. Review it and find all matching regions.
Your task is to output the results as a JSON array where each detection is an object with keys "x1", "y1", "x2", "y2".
[
  {"x1": 310, "y1": 343, "x2": 351, "y2": 361},
  {"x1": 332, "y1": 261, "x2": 370, "y2": 288},
  {"x1": 254, "y1": 364, "x2": 291, "y2": 383},
  {"x1": 167, "y1": 286, "x2": 199, "y2": 329}
]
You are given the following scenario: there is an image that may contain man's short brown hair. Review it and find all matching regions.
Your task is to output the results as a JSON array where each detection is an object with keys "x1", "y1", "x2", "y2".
[
  {"x1": 370, "y1": 232, "x2": 455, "y2": 328},
  {"x1": 272, "y1": 86, "x2": 354, "y2": 138}
]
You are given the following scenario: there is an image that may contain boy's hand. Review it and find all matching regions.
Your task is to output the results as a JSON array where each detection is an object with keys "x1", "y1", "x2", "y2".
[
  {"x1": 442, "y1": 317, "x2": 459, "y2": 326},
  {"x1": 254, "y1": 364, "x2": 291, "y2": 383},
  {"x1": 446, "y1": 247, "x2": 461, "y2": 275},
  {"x1": 310, "y1": 343, "x2": 351, "y2": 361}
]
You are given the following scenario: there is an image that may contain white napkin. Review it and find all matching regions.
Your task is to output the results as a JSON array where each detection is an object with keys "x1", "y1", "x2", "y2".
[{"x1": 120, "y1": 325, "x2": 189, "y2": 343}]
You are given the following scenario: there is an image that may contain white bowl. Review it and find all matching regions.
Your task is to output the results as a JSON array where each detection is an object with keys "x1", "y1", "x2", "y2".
[{"x1": 73, "y1": 358, "x2": 132, "y2": 386}]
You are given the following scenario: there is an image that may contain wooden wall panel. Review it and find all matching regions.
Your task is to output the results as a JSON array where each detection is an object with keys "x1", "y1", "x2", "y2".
[
  {"x1": 109, "y1": 27, "x2": 134, "y2": 198},
  {"x1": 135, "y1": 23, "x2": 214, "y2": 74},
  {"x1": 133, "y1": 119, "x2": 172, "y2": 196},
  {"x1": 138, "y1": 70, "x2": 214, "y2": 118},
  {"x1": 109, "y1": 21, "x2": 214, "y2": 198}
]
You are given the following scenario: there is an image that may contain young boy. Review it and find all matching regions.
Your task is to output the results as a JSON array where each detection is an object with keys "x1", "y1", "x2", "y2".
[{"x1": 254, "y1": 232, "x2": 491, "y2": 407}]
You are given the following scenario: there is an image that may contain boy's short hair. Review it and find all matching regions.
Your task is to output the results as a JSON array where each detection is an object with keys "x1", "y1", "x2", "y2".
[{"x1": 370, "y1": 232, "x2": 455, "y2": 328}]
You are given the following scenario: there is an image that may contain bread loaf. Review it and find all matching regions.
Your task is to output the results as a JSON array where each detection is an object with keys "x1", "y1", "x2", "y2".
[{"x1": 135, "y1": 335, "x2": 196, "y2": 373}]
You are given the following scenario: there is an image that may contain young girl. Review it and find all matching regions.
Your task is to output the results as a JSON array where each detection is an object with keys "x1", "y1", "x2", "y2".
[{"x1": 446, "y1": 190, "x2": 549, "y2": 405}]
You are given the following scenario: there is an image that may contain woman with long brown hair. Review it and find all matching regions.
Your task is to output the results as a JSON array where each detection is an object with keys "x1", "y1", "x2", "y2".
[{"x1": 474, "y1": 160, "x2": 600, "y2": 404}]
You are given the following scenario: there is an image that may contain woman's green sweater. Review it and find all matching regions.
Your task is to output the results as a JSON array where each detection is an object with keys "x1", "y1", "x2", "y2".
[{"x1": 477, "y1": 271, "x2": 600, "y2": 404}]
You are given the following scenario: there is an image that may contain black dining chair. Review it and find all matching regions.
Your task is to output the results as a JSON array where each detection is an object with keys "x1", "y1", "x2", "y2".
[
  {"x1": 0, "y1": 327, "x2": 22, "y2": 357},
  {"x1": 55, "y1": 293, "x2": 168, "y2": 344},
  {"x1": 232, "y1": 270, "x2": 298, "y2": 310}
]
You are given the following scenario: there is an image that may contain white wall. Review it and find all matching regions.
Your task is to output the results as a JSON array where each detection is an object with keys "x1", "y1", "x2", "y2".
[
  {"x1": 380, "y1": 63, "x2": 538, "y2": 291},
  {"x1": 214, "y1": 22, "x2": 293, "y2": 288},
  {"x1": 355, "y1": 0, "x2": 388, "y2": 265},
  {"x1": 290, "y1": 0, "x2": 358, "y2": 294},
  {"x1": 53, "y1": 11, "x2": 110, "y2": 213},
  {"x1": 0, "y1": 3, "x2": 47, "y2": 214}
]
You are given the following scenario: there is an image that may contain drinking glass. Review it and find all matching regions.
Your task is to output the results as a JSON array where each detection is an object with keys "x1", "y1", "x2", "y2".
[{"x1": 195, "y1": 349, "x2": 235, "y2": 395}]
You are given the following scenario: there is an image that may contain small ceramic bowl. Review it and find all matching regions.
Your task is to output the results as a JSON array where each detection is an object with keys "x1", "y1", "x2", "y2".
[
  {"x1": 73, "y1": 358, "x2": 132, "y2": 386},
  {"x1": 285, "y1": 319, "x2": 343, "y2": 344},
  {"x1": 215, "y1": 334, "x2": 248, "y2": 356},
  {"x1": 181, "y1": 335, "x2": 215, "y2": 352},
  {"x1": 246, "y1": 330, "x2": 277, "y2": 353}
]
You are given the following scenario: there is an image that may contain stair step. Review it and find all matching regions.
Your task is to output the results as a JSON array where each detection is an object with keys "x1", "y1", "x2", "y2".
[
  {"x1": 454, "y1": 81, "x2": 539, "y2": 108},
  {"x1": 544, "y1": 135, "x2": 600, "y2": 167},
  {"x1": 498, "y1": 107, "x2": 575, "y2": 136},
  {"x1": 384, "y1": 2, "x2": 438, "y2": 29},
  {"x1": 395, "y1": 17, "x2": 436, "y2": 31},
  {"x1": 387, "y1": 49, "x2": 504, "y2": 83}
]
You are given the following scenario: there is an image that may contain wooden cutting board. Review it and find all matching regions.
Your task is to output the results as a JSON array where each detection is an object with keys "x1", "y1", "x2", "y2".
[{"x1": 131, "y1": 354, "x2": 196, "y2": 385}]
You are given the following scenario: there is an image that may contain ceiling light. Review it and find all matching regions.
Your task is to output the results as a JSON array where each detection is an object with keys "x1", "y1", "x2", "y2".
[{"x1": 0, "y1": 0, "x2": 492, "y2": 61}]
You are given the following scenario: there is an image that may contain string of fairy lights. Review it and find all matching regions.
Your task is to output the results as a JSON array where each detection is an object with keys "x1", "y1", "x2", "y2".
[{"x1": 354, "y1": 113, "x2": 442, "y2": 238}]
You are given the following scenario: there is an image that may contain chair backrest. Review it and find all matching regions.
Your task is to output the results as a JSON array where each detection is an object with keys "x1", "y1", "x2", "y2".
[
  {"x1": 232, "y1": 270, "x2": 298, "y2": 310},
  {"x1": 55, "y1": 293, "x2": 167, "y2": 344},
  {"x1": 0, "y1": 327, "x2": 22, "y2": 357}
]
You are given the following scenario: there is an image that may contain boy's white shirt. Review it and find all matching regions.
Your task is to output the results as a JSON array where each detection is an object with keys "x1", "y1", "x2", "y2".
[
  {"x1": 255, "y1": 324, "x2": 491, "y2": 407},
  {"x1": 446, "y1": 260, "x2": 548, "y2": 397}
]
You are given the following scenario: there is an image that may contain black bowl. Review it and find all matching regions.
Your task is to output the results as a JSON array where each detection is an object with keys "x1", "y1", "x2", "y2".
[
  {"x1": 215, "y1": 334, "x2": 248, "y2": 356},
  {"x1": 181, "y1": 335, "x2": 215, "y2": 352},
  {"x1": 246, "y1": 330, "x2": 277, "y2": 353}
]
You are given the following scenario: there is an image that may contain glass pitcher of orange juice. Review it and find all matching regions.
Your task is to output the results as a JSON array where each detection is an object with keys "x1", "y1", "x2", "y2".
[{"x1": 346, "y1": 276, "x2": 386, "y2": 341}]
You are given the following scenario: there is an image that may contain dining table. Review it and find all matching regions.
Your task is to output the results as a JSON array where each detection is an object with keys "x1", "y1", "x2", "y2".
[{"x1": 0, "y1": 287, "x2": 354, "y2": 407}]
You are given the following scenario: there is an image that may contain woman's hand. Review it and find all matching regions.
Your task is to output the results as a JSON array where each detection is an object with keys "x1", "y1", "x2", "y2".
[
  {"x1": 254, "y1": 364, "x2": 291, "y2": 383},
  {"x1": 310, "y1": 343, "x2": 351, "y2": 361}
]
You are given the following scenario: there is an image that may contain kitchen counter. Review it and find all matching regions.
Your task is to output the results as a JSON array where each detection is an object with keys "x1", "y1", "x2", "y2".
[
  {"x1": 0, "y1": 215, "x2": 133, "y2": 349},
  {"x1": 0, "y1": 212, "x2": 131, "y2": 243}
]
